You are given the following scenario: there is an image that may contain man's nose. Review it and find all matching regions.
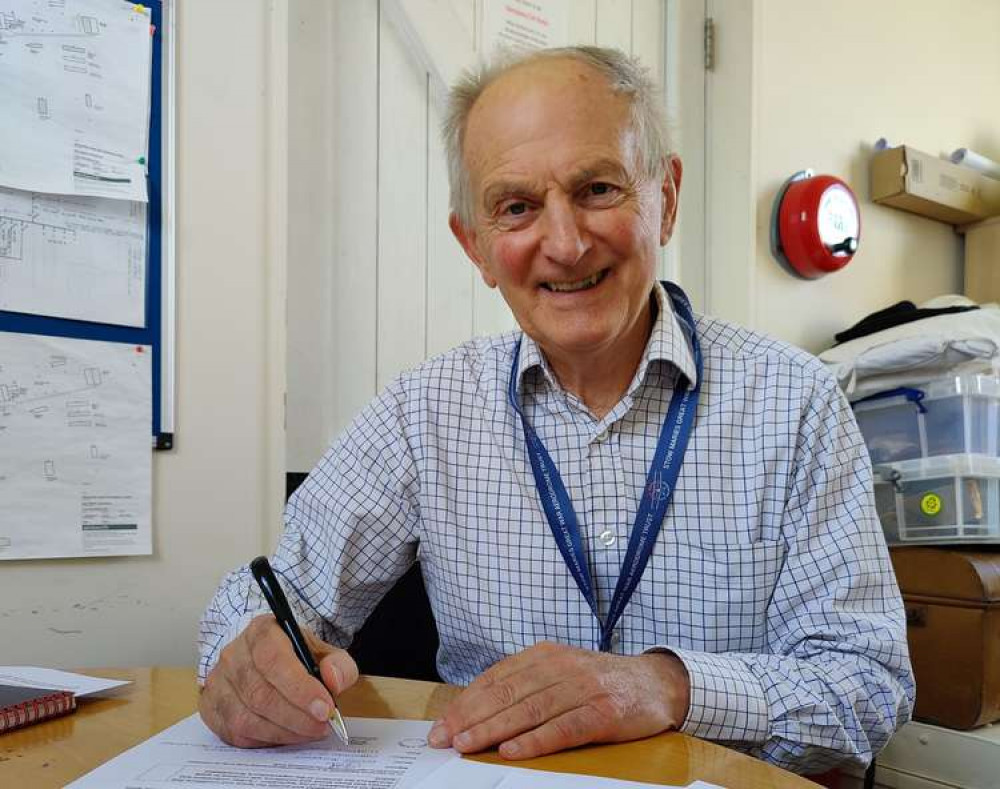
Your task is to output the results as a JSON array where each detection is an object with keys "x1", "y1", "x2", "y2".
[{"x1": 539, "y1": 198, "x2": 588, "y2": 265}]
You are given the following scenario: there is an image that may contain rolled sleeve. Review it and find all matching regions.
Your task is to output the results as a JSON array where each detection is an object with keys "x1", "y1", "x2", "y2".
[{"x1": 645, "y1": 368, "x2": 914, "y2": 774}]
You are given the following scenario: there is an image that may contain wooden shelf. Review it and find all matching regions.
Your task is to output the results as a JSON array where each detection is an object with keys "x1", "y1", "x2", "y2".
[{"x1": 962, "y1": 215, "x2": 1000, "y2": 303}]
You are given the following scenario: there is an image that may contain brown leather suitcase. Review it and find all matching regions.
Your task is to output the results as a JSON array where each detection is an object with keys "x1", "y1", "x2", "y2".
[{"x1": 889, "y1": 546, "x2": 1000, "y2": 729}]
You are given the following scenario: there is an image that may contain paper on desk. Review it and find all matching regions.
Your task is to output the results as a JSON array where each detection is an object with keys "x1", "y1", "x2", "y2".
[
  {"x1": 0, "y1": 0, "x2": 153, "y2": 201},
  {"x1": 414, "y1": 757, "x2": 726, "y2": 788},
  {"x1": 66, "y1": 713, "x2": 459, "y2": 789},
  {"x1": 0, "y1": 666, "x2": 130, "y2": 696},
  {"x1": 0, "y1": 185, "x2": 147, "y2": 325}
]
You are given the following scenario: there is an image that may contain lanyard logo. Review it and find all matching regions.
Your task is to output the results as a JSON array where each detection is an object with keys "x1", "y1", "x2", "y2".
[{"x1": 645, "y1": 474, "x2": 671, "y2": 503}]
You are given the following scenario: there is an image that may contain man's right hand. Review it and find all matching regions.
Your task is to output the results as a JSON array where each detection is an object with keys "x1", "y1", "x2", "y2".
[{"x1": 199, "y1": 614, "x2": 359, "y2": 747}]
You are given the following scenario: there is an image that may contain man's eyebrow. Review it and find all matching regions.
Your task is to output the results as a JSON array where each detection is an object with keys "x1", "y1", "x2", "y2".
[
  {"x1": 483, "y1": 158, "x2": 629, "y2": 208},
  {"x1": 481, "y1": 180, "x2": 540, "y2": 209},
  {"x1": 566, "y1": 159, "x2": 631, "y2": 190},
  {"x1": 480, "y1": 159, "x2": 633, "y2": 209}
]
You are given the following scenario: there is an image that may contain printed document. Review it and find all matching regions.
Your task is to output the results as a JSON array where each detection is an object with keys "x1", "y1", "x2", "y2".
[
  {"x1": 0, "y1": 0, "x2": 153, "y2": 201},
  {"x1": 66, "y1": 714, "x2": 459, "y2": 789},
  {"x1": 419, "y1": 757, "x2": 726, "y2": 788},
  {"x1": 481, "y1": 0, "x2": 570, "y2": 55},
  {"x1": 0, "y1": 332, "x2": 151, "y2": 560},
  {"x1": 0, "y1": 185, "x2": 146, "y2": 326}
]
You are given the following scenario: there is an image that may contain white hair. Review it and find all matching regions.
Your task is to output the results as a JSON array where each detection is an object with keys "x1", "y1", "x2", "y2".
[{"x1": 442, "y1": 45, "x2": 674, "y2": 227}]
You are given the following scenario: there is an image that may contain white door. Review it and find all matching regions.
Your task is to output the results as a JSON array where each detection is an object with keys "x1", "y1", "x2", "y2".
[{"x1": 286, "y1": 0, "x2": 706, "y2": 471}]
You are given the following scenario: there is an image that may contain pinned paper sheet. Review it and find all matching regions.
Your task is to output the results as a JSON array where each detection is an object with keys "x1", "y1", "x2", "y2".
[
  {"x1": 481, "y1": 0, "x2": 570, "y2": 55},
  {"x1": 0, "y1": 333, "x2": 152, "y2": 560},
  {"x1": 0, "y1": 186, "x2": 147, "y2": 326},
  {"x1": 0, "y1": 0, "x2": 153, "y2": 201}
]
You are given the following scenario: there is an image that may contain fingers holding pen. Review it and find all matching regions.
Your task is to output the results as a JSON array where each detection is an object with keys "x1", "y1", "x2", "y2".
[
  {"x1": 201, "y1": 663, "x2": 316, "y2": 747},
  {"x1": 243, "y1": 616, "x2": 337, "y2": 731},
  {"x1": 304, "y1": 627, "x2": 359, "y2": 697},
  {"x1": 236, "y1": 618, "x2": 332, "y2": 737},
  {"x1": 199, "y1": 615, "x2": 348, "y2": 747}
]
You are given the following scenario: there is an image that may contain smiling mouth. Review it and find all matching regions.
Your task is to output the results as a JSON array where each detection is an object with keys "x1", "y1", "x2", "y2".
[{"x1": 541, "y1": 269, "x2": 609, "y2": 293}]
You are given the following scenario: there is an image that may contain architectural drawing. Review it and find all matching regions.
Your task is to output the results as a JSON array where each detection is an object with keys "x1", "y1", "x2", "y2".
[
  {"x1": 0, "y1": 10, "x2": 26, "y2": 33},
  {"x1": 0, "y1": 333, "x2": 152, "y2": 560},
  {"x1": 0, "y1": 185, "x2": 146, "y2": 325},
  {"x1": 0, "y1": 0, "x2": 152, "y2": 201}
]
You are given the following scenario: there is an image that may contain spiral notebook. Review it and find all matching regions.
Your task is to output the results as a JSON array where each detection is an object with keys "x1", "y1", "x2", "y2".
[{"x1": 0, "y1": 683, "x2": 76, "y2": 733}]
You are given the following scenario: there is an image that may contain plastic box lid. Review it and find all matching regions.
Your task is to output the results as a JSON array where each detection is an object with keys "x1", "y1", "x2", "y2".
[
  {"x1": 874, "y1": 453, "x2": 1000, "y2": 482},
  {"x1": 853, "y1": 374, "x2": 1000, "y2": 412}
]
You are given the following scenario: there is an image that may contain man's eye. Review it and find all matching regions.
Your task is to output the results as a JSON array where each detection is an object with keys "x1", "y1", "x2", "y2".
[
  {"x1": 589, "y1": 183, "x2": 613, "y2": 196},
  {"x1": 505, "y1": 202, "x2": 527, "y2": 216}
]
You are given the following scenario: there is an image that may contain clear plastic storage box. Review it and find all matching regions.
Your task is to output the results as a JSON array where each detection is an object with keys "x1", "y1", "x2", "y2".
[
  {"x1": 873, "y1": 454, "x2": 1000, "y2": 545},
  {"x1": 853, "y1": 375, "x2": 1000, "y2": 464}
]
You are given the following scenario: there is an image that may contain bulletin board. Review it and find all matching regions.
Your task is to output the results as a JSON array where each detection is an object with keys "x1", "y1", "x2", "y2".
[{"x1": 0, "y1": 0, "x2": 175, "y2": 450}]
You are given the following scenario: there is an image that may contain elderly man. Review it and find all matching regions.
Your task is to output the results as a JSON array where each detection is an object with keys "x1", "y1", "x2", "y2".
[{"x1": 198, "y1": 46, "x2": 913, "y2": 774}]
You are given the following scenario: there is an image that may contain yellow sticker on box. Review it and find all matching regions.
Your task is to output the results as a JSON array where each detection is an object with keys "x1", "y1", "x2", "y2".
[{"x1": 920, "y1": 493, "x2": 943, "y2": 516}]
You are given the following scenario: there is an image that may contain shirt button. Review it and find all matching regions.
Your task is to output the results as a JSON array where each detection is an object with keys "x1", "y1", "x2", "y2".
[
  {"x1": 595, "y1": 428, "x2": 610, "y2": 442},
  {"x1": 599, "y1": 529, "x2": 616, "y2": 547}
]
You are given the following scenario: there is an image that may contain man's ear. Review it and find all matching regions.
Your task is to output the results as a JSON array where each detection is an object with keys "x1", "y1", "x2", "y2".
[
  {"x1": 449, "y1": 212, "x2": 497, "y2": 288},
  {"x1": 659, "y1": 155, "x2": 683, "y2": 246}
]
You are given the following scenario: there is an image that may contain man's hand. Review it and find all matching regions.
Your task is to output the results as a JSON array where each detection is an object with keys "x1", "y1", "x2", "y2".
[
  {"x1": 199, "y1": 614, "x2": 359, "y2": 747},
  {"x1": 427, "y1": 642, "x2": 690, "y2": 759}
]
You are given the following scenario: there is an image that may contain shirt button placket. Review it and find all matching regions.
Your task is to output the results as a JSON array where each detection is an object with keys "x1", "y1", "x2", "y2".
[{"x1": 593, "y1": 425, "x2": 617, "y2": 550}]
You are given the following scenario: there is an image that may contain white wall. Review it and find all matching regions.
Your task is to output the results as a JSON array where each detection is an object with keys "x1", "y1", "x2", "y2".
[
  {"x1": 0, "y1": 0, "x2": 287, "y2": 667},
  {"x1": 710, "y1": 0, "x2": 1000, "y2": 353}
]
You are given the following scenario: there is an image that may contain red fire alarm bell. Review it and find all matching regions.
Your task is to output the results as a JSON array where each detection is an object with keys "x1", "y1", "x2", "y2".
[{"x1": 771, "y1": 170, "x2": 861, "y2": 279}]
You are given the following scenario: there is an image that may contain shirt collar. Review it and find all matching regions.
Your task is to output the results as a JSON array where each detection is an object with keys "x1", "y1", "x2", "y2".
[{"x1": 515, "y1": 281, "x2": 699, "y2": 396}]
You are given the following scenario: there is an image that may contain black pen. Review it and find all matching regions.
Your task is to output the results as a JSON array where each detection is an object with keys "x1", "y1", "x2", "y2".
[{"x1": 249, "y1": 555, "x2": 350, "y2": 745}]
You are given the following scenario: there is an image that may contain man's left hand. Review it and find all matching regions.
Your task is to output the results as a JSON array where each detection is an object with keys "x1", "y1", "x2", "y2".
[{"x1": 426, "y1": 641, "x2": 690, "y2": 759}]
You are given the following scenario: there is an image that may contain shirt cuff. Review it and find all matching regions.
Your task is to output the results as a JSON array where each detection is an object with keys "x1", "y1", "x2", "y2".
[
  {"x1": 198, "y1": 610, "x2": 271, "y2": 687},
  {"x1": 646, "y1": 646, "x2": 770, "y2": 744}
]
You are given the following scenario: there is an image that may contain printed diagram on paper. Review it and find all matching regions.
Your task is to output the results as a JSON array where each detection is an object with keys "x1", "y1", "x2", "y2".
[
  {"x1": 0, "y1": 0, "x2": 153, "y2": 201},
  {"x1": 0, "y1": 185, "x2": 146, "y2": 326},
  {"x1": 65, "y1": 715, "x2": 457, "y2": 789},
  {"x1": 0, "y1": 332, "x2": 151, "y2": 560}
]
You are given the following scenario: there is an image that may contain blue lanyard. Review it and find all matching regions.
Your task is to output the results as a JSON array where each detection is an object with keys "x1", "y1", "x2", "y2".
[{"x1": 507, "y1": 282, "x2": 702, "y2": 652}]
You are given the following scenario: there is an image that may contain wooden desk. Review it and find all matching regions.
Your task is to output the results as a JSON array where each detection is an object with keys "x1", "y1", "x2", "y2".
[{"x1": 0, "y1": 668, "x2": 817, "y2": 787}]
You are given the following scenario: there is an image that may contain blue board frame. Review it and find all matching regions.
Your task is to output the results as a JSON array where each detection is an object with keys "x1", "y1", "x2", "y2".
[{"x1": 0, "y1": 2, "x2": 170, "y2": 449}]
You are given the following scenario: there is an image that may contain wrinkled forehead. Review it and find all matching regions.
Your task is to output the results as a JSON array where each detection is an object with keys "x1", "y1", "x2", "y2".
[{"x1": 462, "y1": 59, "x2": 637, "y2": 185}]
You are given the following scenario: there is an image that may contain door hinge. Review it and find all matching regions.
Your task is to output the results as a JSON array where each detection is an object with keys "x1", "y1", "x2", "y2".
[{"x1": 704, "y1": 17, "x2": 715, "y2": 71}]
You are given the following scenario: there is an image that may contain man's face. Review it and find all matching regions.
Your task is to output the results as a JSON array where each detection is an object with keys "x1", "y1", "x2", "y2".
[{"x1": 450, "y1": 58, "x2": 681, "y2": 364}]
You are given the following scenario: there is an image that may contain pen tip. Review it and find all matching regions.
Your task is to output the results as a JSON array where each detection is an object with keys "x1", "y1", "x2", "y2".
[{"x1": 330, "y1": 708, "x2": 350, "y2": 745}]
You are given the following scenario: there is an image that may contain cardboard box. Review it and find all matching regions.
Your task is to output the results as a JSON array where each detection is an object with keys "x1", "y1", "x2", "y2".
[{"x1": 871, "y1": 145, "x2": 1000, "y2": 224}]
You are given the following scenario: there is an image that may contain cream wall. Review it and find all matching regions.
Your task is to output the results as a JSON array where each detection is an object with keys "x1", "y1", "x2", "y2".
[
  {"x1": 0, "y1": 1, "x2": 286, "y2": 666},
  {"x1": 748, "y1": 0, "x2": 1000, "y2": 352}
]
